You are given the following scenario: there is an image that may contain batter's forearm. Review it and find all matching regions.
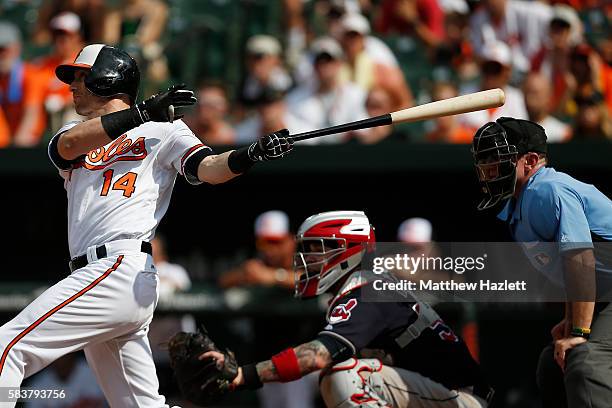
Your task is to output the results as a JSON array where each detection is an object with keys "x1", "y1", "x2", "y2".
[
  {"x1": 58, "y1": 117, "x2": 115, "y2": 160},
  {"x1": 197, "y1": 151, "x2": 240, "y2": 184},
  {"x1": 255, "y1": 340, "x2": 333, "y2": 383}
]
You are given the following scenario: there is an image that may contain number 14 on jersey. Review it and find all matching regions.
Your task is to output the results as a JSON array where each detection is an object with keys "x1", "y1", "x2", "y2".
[{"x1": 100, "y1": 169, "x2": 138, "y2": 198}]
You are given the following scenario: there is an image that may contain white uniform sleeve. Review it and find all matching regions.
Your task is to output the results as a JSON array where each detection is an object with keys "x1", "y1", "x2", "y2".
[
  {"x1": 158, "y1": 121, "x2": 213, "y2": 185},
  {"x1": 47, "y1": 120, "x2": 82, "y2": 177}
]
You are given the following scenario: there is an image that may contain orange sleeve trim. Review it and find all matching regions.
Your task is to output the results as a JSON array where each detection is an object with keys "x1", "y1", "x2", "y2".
[{"x1": 0, "y1": 255, "x2": 124, "y2": 376}]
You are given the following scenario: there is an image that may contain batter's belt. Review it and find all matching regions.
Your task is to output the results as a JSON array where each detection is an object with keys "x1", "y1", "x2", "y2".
[{"x1": 69, "y1": 240, "x2": 152, "y2": 272}]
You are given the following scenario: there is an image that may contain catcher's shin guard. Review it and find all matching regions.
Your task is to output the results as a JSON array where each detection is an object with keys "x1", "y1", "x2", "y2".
[{"x1": 319, "y1": 358, "x2": 391, "y2": 408}]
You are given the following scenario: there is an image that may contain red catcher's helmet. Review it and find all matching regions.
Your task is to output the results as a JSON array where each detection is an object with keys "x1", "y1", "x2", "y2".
[{"x1": 294, "y1": 211, "x2": 375, "y2": 299}]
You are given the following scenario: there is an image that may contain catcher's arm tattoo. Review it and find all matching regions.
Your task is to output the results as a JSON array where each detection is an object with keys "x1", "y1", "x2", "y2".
[{"x1": 256, "y1": 340, "x2": 333, "y2": 382}]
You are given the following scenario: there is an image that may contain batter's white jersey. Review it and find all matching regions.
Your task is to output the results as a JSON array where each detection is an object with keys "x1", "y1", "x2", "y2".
[{"x1": 48, "y1": 120, "x2": 210, "y2": 258}]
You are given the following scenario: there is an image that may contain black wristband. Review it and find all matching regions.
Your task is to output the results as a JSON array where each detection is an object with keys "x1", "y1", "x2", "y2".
[
  {"x1": 100, "y1": 107, "x2": 144, "y2": 140},
  {"x1": 228, "y1": 146, "x2": 255, "y2": 174},
  {"x1": 240, "y1": 363, "x2": 263, "y2": 390}
]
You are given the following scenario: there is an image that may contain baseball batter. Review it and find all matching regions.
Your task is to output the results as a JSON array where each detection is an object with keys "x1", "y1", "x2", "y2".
[{"x1": 0, "y1": 44, "x2": 293, "y2": 407}]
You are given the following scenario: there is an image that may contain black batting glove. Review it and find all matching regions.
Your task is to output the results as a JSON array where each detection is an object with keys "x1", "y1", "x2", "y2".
[
  {"x1": 247, "y1": 129, "x2": 294, "y2": 161},
  {"x1": 134, "y1": 84, "x2": 197, "y2": 123}
]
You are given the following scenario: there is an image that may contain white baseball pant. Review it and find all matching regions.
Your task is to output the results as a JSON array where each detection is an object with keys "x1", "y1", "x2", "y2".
[{"x1": 0, "y1": 241, "x2": 169, "y2": 407}]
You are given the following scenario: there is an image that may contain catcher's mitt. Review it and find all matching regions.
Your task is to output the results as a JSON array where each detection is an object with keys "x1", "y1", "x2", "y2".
[{"x1": 168, "y1": 327, "x2": 238, "y2": 405}]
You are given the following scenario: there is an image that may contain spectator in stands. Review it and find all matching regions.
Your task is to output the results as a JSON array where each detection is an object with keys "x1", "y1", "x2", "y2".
[
  {"x1": 293, "y1": 3, "x2": 400, "y2": 87},
  {"x1": 393, "y1": 217, "x2": 447, "y2": 293},
  {"x1": 425, "y1": 82, "x2": 474, "y2": 143},
  {"x1": 103, "y1": 0, "x2": 169, "y2": 85},
  {"x1": 523, "y1": 72, "x2": 572, "y2": 142},
  {"x1": 237, "y1": 35, "x2": 292, "y2": 111},
  {"x1": 220, "y1": 210, "x2": 295, "y2": 290},
  {"x1": 287, "y1": 37, "x2": 368, "y2": 144},
  {"x1": 469, "y1": 0, "x2": 552, "y2": 74},
  {"x1": 184, "y1": 81, "x2": 235, "y2": 145},
  {"x1": 33, "y1": 0, "x2": 107, "y2": 44},
  {"x1": 435, "y1": 11, "x2": 479, "y2": 82},
  {"x1": 35, "y1": 12, "x2": 84, "y2": 134},
  {"x1": 530, "y1": 5, "x2": 583, "y2": 115},
  {"x1": 572, "y1": 92, "x2": 612, "y2": 140},
  {"x1": 325, "y1": 1, "x2": 398, "y2": 69},
  {"x1": 0, "y1": 22, "x2": 46, "y2": 148},
  {"x1": 357, "y1": 86, "x2": 411, "y2": 143},
  {"x1": 26, "y1": 352, "x2": 105, "y2": 407},
  {"x1": 339, "y1": 13, "x2": 413, "y2": 111},
  {"x1": 568, "y1": 44, "x2": 612, "y2": 116},
  {"x1": 375, "y1": 0, "x2": 446, "y2": 48},
  {"x1": 459, "y1": 41, "x2": 527, "y2": 129},
  {"x1": 235, "y1": 87, "x2": 309, "y2": 144}
]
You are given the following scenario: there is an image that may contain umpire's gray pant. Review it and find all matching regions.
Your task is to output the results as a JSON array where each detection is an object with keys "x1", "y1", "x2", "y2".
[{"x1": 537, "y1": 303, "x2": 612, "y2": 408}]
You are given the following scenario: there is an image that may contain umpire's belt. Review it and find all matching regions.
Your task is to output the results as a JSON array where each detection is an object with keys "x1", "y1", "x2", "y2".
[{"x1": 69, "y1": 239, "x2": 152, "y2": 272}]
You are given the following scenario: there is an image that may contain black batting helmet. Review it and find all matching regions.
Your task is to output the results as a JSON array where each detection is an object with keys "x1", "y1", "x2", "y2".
[
  {"x1": 471, "y1": 117, "x2": 547, "y2": 210},
  {"x1": 56, "y1": 44, "x2": 140, "y2": 104}
]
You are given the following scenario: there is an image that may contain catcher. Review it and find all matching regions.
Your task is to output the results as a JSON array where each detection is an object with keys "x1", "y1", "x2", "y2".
[{"x1": 168, "y1": 211, "x2": 493, "y2": 407}]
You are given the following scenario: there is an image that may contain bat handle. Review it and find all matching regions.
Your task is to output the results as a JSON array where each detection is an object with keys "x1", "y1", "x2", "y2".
[{"x1": 291, "y1": 114, "x2": 392, "y2": 142}]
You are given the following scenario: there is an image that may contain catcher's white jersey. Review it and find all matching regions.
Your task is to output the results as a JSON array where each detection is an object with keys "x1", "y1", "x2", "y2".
[{"x1": 48, "y1": 120, "x2": 210, "y2": 258}]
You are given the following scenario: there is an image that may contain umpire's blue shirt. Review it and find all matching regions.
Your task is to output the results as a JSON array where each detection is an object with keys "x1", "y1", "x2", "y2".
[{"x1": 498, "y1": 167, "x2": 612, "y2": 287}]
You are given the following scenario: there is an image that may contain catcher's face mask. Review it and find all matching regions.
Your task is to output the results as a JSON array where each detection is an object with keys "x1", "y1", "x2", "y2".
[
  {"x1": 471, "y1": 122, "x2": 519, "y2": 210},
  {"x1": 293, "y1": 237, "x2": 347, "y2": 299}
]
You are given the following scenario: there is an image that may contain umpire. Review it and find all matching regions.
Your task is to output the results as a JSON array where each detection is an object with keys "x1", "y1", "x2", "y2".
[{"x1": 471, "y1": 117, "x2": 612, "y2": 408}]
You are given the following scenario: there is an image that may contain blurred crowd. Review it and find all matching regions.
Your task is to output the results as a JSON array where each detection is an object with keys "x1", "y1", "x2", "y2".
[{"x1": 0, "y1": 0, "x2": 610, "y2": 148}]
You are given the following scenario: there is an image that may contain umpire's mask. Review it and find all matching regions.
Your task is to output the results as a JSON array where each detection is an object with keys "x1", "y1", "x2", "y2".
[
  {"x1": 471, "y1": 121, "x2": 519, "y2": 210},
  {"x1": 471, "y1": 117, "x2": 548, "y2": 211}
]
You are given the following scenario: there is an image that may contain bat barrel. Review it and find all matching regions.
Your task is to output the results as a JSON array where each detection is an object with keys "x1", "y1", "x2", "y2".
[{"x1": 291, "y1": 114, "x2": 392, "y2": 142}]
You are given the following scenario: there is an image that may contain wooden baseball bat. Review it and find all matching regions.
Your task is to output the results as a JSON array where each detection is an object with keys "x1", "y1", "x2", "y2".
[{"x1": 291, "y1": 88, "x2": 505, "y2": 142}]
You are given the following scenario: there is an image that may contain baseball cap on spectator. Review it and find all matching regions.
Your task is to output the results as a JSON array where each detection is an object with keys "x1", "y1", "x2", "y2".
[
  {"x1": 550, "y1": 5, "x2": 582, "y2": 45},
  {"x1": 50, "y1": 12, "x2": 81, "y2": 34},
  {"x1": 496, "y1": 117, "x2": 548, "y2": 154},
  {"x1": 398, "y1": 218, "x2": 433, "y2": 243},
  {"x1": 341, "y1": 13, "x2": 370, "y2": 35},
  {"x1": 255, "y1": 211, "x2": 290, "y2": 240},
  {"x1": 480, "y1": 41, "x2": 512, "y2": 66},
  {"x1": 0, "y1": 21, "x2": 21, "y2": 47},
  {"x1": 311, "y1": 37, "x2": 344, "y2": 60},
  {"x1": 246, "y1": 35, "x2": 281, "y2": 57}
]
